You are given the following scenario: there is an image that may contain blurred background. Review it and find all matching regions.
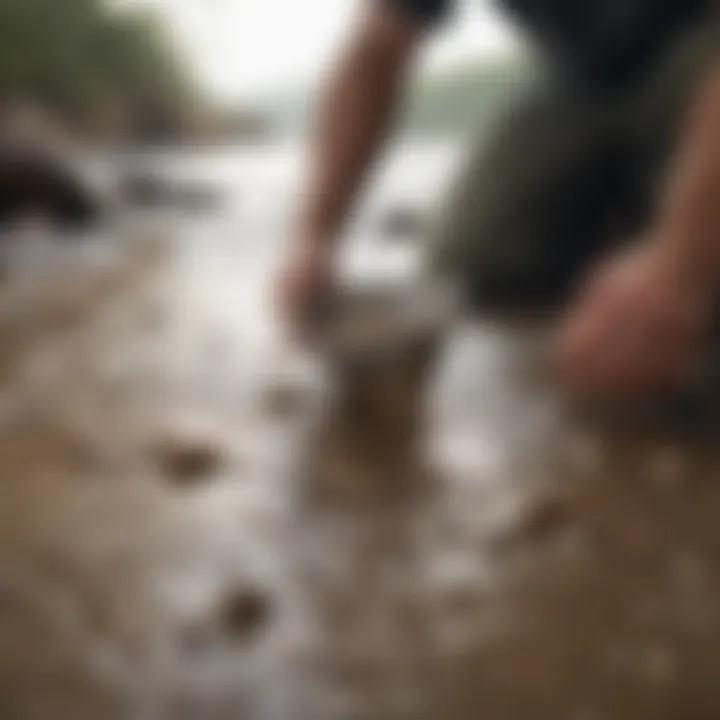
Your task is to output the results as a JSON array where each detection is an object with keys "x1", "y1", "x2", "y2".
[
  {"x1": 3, "y1": 2, "x2": 720, "y2": 720},
  {"x1": 0, "y1": 0, "x2": 524, "y2": 140},
  {"x1": 0, "y1": 0, "x2": 530, "y2": 318}
]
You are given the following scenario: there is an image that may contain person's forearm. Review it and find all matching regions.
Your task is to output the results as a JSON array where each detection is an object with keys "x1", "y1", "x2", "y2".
[
  {"x1": 297, "y1": 6, "x2": 422, "y2": 248},
  {"x1": 656, "y1": 63, "x2": 720, "y2": 283}
]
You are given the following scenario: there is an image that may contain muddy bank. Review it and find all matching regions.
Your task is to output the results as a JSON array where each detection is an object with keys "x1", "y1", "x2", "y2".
[{"x1": 1, "y1": 147, "x2": 720, "y2": 719}]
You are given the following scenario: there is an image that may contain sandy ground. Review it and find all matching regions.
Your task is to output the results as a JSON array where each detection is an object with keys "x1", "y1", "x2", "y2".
[{"x1": 1, "y1": 154, "x2": 720, "y2": 719}]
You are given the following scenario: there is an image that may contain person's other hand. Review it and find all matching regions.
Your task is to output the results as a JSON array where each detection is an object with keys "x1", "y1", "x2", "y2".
[
  {"x1": 557, "y1": 241, "x2": 713, "y2": 396},
  {"x1": 275, "y1": 238, "x2": 334, "y2": 340}
]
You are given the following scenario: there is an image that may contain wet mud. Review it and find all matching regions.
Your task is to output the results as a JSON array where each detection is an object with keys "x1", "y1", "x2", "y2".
[{"x1": 1, "y1": 224, "x2": 720, "y2": 720}]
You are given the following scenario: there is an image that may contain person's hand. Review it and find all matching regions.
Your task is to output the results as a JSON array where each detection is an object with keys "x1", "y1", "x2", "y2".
[
  {"x1": 275, "y1": 237, "x2": 334, "y2": 339},
  {"x1": 557, "y1": 240, "x2": 714, "y2": 397}
]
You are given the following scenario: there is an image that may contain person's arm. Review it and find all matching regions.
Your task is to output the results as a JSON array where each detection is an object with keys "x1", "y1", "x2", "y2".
[
  {"x1": 300, "y1": 4, "x2": 424, "y2": 247},
  {"x1": 655, "y1": 61, "x2": 720, "y2": 284},
  {"x1": 559, "y1": 60, "x2": 720, "y2": 394},
  {"x1": 277, "y1": 3, "x2": 428, "y2": 331}
]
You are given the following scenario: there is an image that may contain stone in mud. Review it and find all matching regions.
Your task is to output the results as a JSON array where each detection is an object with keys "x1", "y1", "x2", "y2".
[
  {"x1": 152, "y1": 436, "x2": 225, "y2": 485},
  {"x1": 516, "y1": 494, "x2": 576, "y2": 542},
  {"x1": 178, "y1": 589, "x2": 272, "y2": 654},
  {"x1": 489, "y1": 493, "x2": 579, "y2": 557},
  {"x1": 218, "y1": 587, "x2": 272, "y2": 642},
  {"x1": 303, "y1": 283, "x2": 446, "y2": 506},
  {"x1": 378, "y1": 206, "x2": 425, "y2": 242},
  {"x1": 0, "y1": 148, "x2": 100, "y2": 229}
]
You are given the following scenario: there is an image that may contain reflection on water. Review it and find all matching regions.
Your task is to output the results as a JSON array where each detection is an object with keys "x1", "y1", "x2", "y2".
[{"x1": 1, "y1": 142, "x2": 720, "y2": 719}]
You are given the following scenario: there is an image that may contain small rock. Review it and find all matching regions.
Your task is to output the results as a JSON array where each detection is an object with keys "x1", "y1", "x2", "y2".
[
  {"x1": 218, "y1": 588, "x2": 272, "y2": 642},
  {"x1": 515, "y1": 493, "x2": 576, "y2": 543},
  {"x1": 152, "y1": 436, "x2": 224, "y2": 485},
  {"x1": 490, "y1": 493, "x2": 577, "y2": 555}
]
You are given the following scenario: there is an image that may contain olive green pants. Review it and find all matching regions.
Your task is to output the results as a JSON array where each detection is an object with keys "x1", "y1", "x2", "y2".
[{"x1": 427, "y1": 20, "x2": 720, "y2": 311}]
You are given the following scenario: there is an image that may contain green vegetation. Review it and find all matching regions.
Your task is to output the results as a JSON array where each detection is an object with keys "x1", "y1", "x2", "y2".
[
  {"x1": 402, "y1": 54, "x2": 533, "y2": 136},
  {"x1": 263, "y1": 53, "x2": 533, "y2": 140},
  {"x1": 0, "y1": 0, "x2": 197, "y2": 139}
]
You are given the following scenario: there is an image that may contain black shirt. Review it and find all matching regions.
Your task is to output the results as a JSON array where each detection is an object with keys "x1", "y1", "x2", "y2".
[{"x1": 384, "y1": 0, "x2": 709, "y2": 88}]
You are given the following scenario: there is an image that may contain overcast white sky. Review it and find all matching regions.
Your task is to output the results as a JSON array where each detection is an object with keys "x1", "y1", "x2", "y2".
[{"x1": 120, "y1": 0, "x2": 520, "y2": 102}]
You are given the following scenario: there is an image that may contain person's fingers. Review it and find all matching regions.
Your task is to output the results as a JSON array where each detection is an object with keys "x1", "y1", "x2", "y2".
[
  {"x1": 557, "y1": 292, "x2": 614, "y2": 385},
  {"x1": 558, "y1": 299, "x2": 672, "y2": 395},
  {"x1": 567, "y1": 322, "x2": 693, "y2": 395},
  {"x1": 555, "y1": 242, "x2": 710, "y2": 397}
]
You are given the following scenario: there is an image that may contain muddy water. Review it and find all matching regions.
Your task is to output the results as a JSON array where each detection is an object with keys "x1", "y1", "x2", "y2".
[{"x1": 1, "y1": 145, "x2": 720, "y2": 720}]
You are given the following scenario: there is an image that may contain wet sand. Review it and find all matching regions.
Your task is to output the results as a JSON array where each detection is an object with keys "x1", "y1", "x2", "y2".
[{"x1": 2, "y1": 148, "x2": 720, "y2": 719}]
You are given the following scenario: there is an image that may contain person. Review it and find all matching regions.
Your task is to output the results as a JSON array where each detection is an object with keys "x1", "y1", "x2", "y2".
[{"x1": 276, "y1": 0, "x2": 720, "y2": 397}]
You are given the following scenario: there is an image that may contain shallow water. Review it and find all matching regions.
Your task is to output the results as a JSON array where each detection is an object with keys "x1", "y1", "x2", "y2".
[{"x1": 1, "y1": 142, "x2": 720, "y2": 720}]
